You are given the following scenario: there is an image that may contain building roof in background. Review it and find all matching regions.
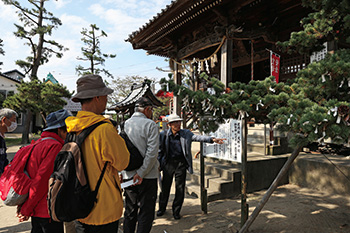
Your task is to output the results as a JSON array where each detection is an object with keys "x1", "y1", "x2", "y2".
[
  {"x1": 108, "y1": 80, "x2": 164, "y2": 113},
  {"x1": 63, "y1": 97, "x2": 82, "y2": 112},
  {"x1": 1, "y1": 69, "x2": 24, "y2": 83},
  {"x1": 44, "y1": 72, "x2": 59, "y2": 84}
]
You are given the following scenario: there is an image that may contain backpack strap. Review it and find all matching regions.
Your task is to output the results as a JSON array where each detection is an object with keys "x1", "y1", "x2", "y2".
[
  {"x1": 40, "y1": 137, "x2": 58, "y2": 142},
  {"x1": 93, "y1": 161, "x2": 109, "y2": 195},
  {"x1": 24, "y1": 144, "x2": 37, "y2": 174},
  {"x1": 24, "y1": 137, "x2": 59, "y2": 176},
  {"x1": 76, "y1": 121, "x2": 107, "y2": 147},
  {"x1": 73, "y1": 121, "x2": 109, "y2": 195}
]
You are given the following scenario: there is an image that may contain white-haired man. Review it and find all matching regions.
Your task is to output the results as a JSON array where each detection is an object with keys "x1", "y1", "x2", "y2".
[{"x1": 0, "y1": 108, "x2": 18, "y2": 175}]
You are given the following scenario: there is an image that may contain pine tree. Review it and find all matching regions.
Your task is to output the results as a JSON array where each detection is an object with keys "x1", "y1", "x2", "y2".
[
  {"x1": 1, "y1": 0, "x2": 68, "y2": 79},
  {"x1": 3, "y1": 80, "x2": 71, "y2": 129},
  {"x1": 76, "y1": 24, "x2": 116, "y2": 78},
  {"x1": 0, "y1": 38, "x2": 4, "y2": 69},
  {"x1": 161, "y1": 74, "x2": 292, "y2": 134},
  {"x1": 272, "y1": 0, "x2": 350, "y2": 147},
  {"x1": 2, "y1": 0, "x2": 68, "y2": 143}
]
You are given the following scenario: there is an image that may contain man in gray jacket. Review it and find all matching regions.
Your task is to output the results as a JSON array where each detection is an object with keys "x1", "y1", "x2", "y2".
[
  {"x1": 122, "y1": 97, "x2": 159, "y2": 233},
  {"x1": 157, "y1": 114, "x2": 225, "y2": 220}
]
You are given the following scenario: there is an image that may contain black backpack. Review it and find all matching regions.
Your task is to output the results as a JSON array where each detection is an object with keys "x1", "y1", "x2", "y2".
[
  {"x1": 47, "y1": 121, "x2": 108, "y2": 222},
  {"x1": 119, "y1": 128, "x2": 144, "y2": 171}
]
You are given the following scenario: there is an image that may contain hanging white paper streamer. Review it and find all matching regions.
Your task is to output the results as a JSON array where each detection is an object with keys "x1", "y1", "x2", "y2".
[
  {"x1": 198, "y1": 61, "x2": 201, "y2": 74},
  {"x1": 256, "y1": 100, "x2": 264, "y2": 111},
  {"x1": 303, "y1": 121, "x2": 310, "y2": 125},
  {"x1": 205, "y1": 60, "x2": 210, "y2": 74},
  {"x1": 287, "y1": 114, "x2": 293, "y2": 125},
  {"x1": 238, "y1": 111, "x2": 249, "y2": 120},
  {"x1": 340, "y1": 80, "x2": 344, "y2": 88},
  {"x1": 269, "y1": 87, "x2": 276, "y2": 93},
  {"x1": 177, "y1": 88, "x2": 181, "y2": 96},
  {"x1": 317, "y1": 131, "x2": 326, "y2": 143},
  {"x1": 336, "y1": 115, "x2": 341, "y2": 124},
  {"x1": 321, "y1": 75, "x2": 326, "y2": 82},
  {"x1": 328, "y1": 107, "x2": 338, "y2": 116}
]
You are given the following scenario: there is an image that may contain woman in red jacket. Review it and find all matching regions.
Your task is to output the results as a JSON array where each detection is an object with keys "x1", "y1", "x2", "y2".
[{"x1": 16, "y1": 109, "x2": 72, "y2": 233}]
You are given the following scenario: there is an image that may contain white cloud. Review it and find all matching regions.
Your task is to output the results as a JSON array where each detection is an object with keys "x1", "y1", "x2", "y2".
[
  {"x1": 0, "y1": 3, "x2": 19, "y2": 23},
  {"x1": 59, "y1": 14, "x2": 89, "y2": 34},
  {"x1": 1, "y1": 0, "x2": 172, "y2": 90},
  {"x1": 53, "y1": 0, "x2": 72, "y2": 9},
  {"x1": 87, "y1": 2, "x2": 171, "y2": 45}
]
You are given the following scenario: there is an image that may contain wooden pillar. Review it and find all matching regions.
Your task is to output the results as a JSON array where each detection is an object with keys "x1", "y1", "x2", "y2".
[
  {"x1": 241, "y1": 117, "x2": 249, "y2": 226},
  {"x1": 251, "y1": 40, "x2": 254, "y2": 80},
  {"x1": 200, "y1": 141, "x2": 208, "y2": 214},
  {"x1": 173, "y1": 60, "x2": 182, "y2": 116},
  {"x1": 220, "y1": 39, "x2": 233, "y2": 87}
]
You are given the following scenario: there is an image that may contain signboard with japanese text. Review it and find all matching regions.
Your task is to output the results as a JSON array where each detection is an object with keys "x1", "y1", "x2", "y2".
[
  {"x1": 202, "y1": 119, "x2": 242, "y2": 163},
  {"x1": 270, "y1": 52, "x2": 280, "y2": 83},
  {"x1": 310, "y1": 42, "x2": 327, "y2": 63}
]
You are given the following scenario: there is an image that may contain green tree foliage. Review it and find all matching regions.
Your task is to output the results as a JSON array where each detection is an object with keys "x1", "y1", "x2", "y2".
[
  {"x1": 273, "y1": 0, "x2": 350, "y2": 147},
  {"x1": 161, "y1": 74, "x2": 293, "y2": 133},
  {"x1": 76, "y1": 24, "x2": 116, "y2": 78},
  {"x1": 277, "y1": 0, "x2": 350, "y2": 53},
  {"x1": 1, "y1": 0, "x2": 68, "y2": 79},
  {"x1": 3, "y1": 80, "x2": 71, "y2": 125},
  {"x1": 0, "y1": 38, "x2": 4, "y2": 68}
]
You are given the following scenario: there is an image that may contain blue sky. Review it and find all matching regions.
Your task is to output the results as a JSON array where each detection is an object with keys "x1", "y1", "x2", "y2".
[{"x1": 0, "y1": 0, "x2": 172, "y2": 92}]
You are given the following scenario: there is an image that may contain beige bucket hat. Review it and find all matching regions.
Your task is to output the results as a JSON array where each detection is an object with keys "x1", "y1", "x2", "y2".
[
  {"x1": 72, "y1": 74, "x2": 113, "y2": 102},
  {"x1": 166, "y1": 114, "x2": 183, "y2": 123}
]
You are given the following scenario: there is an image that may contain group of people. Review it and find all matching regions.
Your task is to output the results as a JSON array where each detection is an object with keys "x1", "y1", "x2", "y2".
[{"x1": 0, "y1": 74, "x2": 224, "y2": 233}]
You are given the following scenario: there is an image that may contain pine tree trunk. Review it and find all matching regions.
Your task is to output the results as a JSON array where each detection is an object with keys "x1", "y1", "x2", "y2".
[
  {"x1": 21, "y1": 110, "x2": 32, "y2": 144},
  {"x1": 238, "y1": 146, "x2": 302, "y2": 233}
]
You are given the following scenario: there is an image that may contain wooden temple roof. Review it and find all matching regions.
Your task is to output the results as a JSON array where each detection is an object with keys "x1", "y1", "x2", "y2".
[
  {"x1": 126, "y1": 0, "x2": 310, "y2": 61},
  {"x1": 108, "y1": 80, "x2": 164, "y2": 113}
]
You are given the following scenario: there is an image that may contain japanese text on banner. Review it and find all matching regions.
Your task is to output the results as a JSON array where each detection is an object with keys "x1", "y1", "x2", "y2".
[{"x1": 271, "y1": 52, "x2": 280, "y2": 83}]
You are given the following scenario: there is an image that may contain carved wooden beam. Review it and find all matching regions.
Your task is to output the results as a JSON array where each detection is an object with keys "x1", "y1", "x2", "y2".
[
  {"x1": 212, "y1": 9, "x2": 228, "y2": 26},
  {"x1": 234, "y1": 40, "x2": 248, "y2": 57},
  {"x1": 228, "y1": 26, "x2": 277, "y2": 44},
  {"x1": 232, "y1": 50, "x2": 269, "y2": 68},
  {"x1": 177, "y1": 34, "x2": 223, "y2": 60}
]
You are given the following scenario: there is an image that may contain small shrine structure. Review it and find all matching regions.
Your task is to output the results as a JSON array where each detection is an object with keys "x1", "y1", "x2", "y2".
[{"x1": 108, "y1": 79, "x2": 163, "y2": 117}]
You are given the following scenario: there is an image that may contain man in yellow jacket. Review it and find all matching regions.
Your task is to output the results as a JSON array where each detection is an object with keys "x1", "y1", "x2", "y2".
[{"x1": 66, "y1": 74, "x2": 129, "y2": 233}]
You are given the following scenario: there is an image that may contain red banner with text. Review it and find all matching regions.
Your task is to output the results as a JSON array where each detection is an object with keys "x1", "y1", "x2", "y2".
[{"x1": 270, "y1": 52, "x2": 280, "y2": 83}]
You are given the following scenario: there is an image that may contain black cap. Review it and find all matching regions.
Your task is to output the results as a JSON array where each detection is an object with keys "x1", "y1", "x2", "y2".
[{"x1": 135, "y1": 97, "x2": 153, "y2": 107}]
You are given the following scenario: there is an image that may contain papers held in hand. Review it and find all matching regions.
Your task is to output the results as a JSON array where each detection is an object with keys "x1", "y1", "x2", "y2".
[{"x1": 121, "y1": 179, "x2": 138, "y2": 189}]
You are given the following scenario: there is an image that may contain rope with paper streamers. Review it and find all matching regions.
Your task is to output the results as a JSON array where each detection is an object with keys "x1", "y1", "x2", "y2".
[{"x1": 170, "y1": 36, "x2": 227, "y2": 74}]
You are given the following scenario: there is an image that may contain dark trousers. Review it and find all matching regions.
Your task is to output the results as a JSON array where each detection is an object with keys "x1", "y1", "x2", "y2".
[
  {"x1": 75, "y1": 220, "x2": 119, "y2": 233},
  {"x1": 123, "y1": 178, "x2": 157, "y2": 233},
  {"x1": 31, "y1": 217, "x2": 63, "y2": 233},
  {"x1": 158, "y1": 159, "x2": 187, "y2": 216}
]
